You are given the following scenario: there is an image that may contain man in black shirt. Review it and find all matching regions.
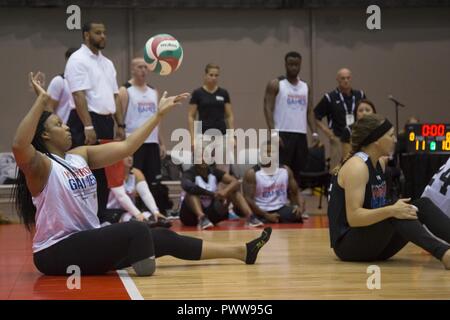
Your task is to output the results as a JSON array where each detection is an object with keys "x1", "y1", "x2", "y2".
[
  {"x1": 180, "y1": 158, "x2": 263, "y2": 230},
  {"x1": 314, "y1": 68, "x2": 366, "y2": 170}
]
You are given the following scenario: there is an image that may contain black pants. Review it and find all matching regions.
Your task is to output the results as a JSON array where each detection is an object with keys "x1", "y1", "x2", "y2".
[
  {"x1": 279, "y1": 132, "x2": 308, "y2": 185},
  {"x1": 67, "y1": 109, "x2": 115, "y2": 147},
  {"x1": 262, "y1": 205, "x2": 301, "y2": 223},
  {"x1": 67, "y1": 110, "x2": 115, "y2": 212},
  {"x1": 133, "y1": 143, "x2": 161, "y2": 184},
  {"x1": 33, "y1": 221, "x2": 202, "y2": 275},
  {"x1": 334, "y1": 198, "x2": 450, "y2": 262},
  {"x1": 180, "y1": 198, "x2": 229, "y2": 226}
]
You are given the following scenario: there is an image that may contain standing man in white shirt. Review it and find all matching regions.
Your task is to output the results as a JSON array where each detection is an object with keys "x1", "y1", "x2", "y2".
[
  {"x1": 65, "y1": 21, "x2": 125, "y2": 213},
  {"x1": 263, "y1": 51, "x2": 318, "y2": 186}
]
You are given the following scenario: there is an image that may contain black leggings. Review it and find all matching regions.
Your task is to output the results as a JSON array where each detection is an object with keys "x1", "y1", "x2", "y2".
[
  {"x1": 33, "y1": 221, "x2": 202, "y2": 275},
  {"x1": 334, "y1": 198, "x2": 450, "y2": 262}
]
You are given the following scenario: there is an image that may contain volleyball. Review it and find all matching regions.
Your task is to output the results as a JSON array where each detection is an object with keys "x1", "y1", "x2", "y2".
[{"x1": 144, "y1": 34, "x2": 183, "y2": 76}]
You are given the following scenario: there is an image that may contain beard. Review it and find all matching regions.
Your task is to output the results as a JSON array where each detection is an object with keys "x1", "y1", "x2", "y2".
[{"x1": 91, "y1": 39, "x2": 105, "y2": 50}]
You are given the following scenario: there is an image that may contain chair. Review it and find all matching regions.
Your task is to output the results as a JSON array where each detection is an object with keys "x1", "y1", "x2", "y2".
[{"x1": 298, "y1": 144, "x2": 331, "y2": 209}]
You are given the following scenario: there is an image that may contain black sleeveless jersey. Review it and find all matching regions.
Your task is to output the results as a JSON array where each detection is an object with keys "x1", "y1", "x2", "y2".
[{"x1": 327, "y1": 152, "x2": 387, "y2": 247}]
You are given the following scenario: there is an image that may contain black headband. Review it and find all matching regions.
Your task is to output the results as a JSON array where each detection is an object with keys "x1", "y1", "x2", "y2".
[{"x1": 360, "y1": 119, "x2": 393, "y2": 147}]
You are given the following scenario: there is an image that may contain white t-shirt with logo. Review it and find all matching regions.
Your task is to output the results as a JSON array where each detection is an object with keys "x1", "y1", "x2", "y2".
[
  {"x1": 274, "y1": 78, "x2": 309, "y2": 134},
  {"x1": 124, "y1": 85, "x2": 159, "y2": 144},
  {"x1": 32, "y1": 153, "x2": 100, "y2": 253},
  {"x1": 254, "y1": 166, "x2": 289, "y2": 211}
]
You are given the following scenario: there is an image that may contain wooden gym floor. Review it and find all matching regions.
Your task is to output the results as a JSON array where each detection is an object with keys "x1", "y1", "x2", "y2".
[{"x1": 1, "y1": 196, "x2": 450, "y2": 300}]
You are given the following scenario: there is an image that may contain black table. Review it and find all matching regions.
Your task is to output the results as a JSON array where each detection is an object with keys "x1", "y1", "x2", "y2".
[{"x1": 400, "y1": 153, "x2": 449, "y2": 200}]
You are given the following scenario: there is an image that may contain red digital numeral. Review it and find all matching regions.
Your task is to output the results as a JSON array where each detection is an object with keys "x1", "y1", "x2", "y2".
[{"x1": 422, "y1": 124, "x2": 445, "y2": 137}]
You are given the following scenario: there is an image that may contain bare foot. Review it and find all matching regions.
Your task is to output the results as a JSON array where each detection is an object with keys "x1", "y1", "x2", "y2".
[{"x1": 442, "y1": 249, "x2": 450, "y2": 270}]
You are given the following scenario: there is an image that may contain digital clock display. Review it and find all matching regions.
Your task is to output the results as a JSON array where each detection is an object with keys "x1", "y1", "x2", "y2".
[{"x1": 405, "y1": 124, "x2": 450, "y2": 153}]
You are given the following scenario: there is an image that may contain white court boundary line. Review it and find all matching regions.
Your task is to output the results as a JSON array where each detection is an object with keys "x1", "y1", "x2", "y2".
[{"x1": 117, "y1": 270, "x2": 144, "y2": 300}]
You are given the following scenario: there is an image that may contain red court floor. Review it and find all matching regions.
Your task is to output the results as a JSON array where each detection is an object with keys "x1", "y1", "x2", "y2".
[{"x1": 0, "y1": 217, "x2": 328, "y2": 300}]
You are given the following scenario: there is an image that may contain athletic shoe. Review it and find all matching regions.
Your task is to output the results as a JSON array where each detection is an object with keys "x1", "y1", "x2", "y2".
[
  {"x1": 228, "y1": 211, "x2": 240, "y2": 220},
  {"x1": 247, "y1": 215, "x2": 264, "y2": 227},
  {"x1": 198, "y1": 216, "x2": 214, "y2": 230},
  {"x1": 301, "y1": 212, "x2": 310, "y2": 219},
  {"x1": 165, "y1": 209, "x2": 180, "y2": 220}
]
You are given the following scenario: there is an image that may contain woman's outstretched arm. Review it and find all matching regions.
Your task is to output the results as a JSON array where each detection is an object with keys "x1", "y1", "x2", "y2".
[
  {"x1": 70, "y1": 91, "x2": 190, "y2": 170},
  {"x1": 12, "y1": 73, "x2": 52, "y2": 195}
]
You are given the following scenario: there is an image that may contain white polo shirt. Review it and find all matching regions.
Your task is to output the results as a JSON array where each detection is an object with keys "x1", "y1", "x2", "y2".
[
  {"x1": 64, "y1": 44, "x2": 119, "y2": 115},
  {"x1": 47, "y1": 75, "x2": 75, "y2": 124}
]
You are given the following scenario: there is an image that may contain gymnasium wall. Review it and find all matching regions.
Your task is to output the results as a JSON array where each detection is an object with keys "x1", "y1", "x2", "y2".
[{"x1": 1, "y1": 7, "x2": 449, "y2": 152}]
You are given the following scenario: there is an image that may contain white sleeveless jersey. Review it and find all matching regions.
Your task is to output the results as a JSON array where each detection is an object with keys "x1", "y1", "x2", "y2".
[
  {"x1": 125, "y1": 85, "x2": 159, "y2": 144},
  {"x1": 195, "y1": 174, "x2": 218, "y2": 207},
  {"x1": 274, "y1": 78, "x2": 308, "y2": 133},
  {"x1": 254, "y1": 166, "x2": 289, "y2": 211},
  {"x1": 422, "y1": 157, "x2": 450, "y2": 217},
  {"x1": 107, "y1": 174, "x2": 136, "y2": 209},
  {"x1": 32, "y1": 154, "x2": 100, "y2": 253}
]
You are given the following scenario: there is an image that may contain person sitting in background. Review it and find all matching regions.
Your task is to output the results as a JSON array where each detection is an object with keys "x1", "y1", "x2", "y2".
[
  {"x1": 422, "y1": 156, "x2": 450, "y2": 217},
  {"x1": 340, "y1": 99, "x2": 377, "y2": 157},
  {"x1": 243, "y1": 141, "x2": 305, "y2": 224},
  {"x1": 180, "y1": 153, "x2": 264, "y2": 229},
  {"x1": 103, "y1": 156, "x2": 171, "y2": 228}
]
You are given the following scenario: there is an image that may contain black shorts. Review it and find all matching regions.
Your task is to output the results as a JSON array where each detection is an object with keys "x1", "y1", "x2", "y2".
[
  {"x1": 262, "y1": 205, "x2": 300, "y2": 223},
  {"x1": 279, "y1": 132, "x2": 308, "y2": 177},
  {"x1": 180, "y1": 198, "x2": 229, "y2": 226},
  {"x1": 133, "y1": 143, "x2": 161, "y2": 184}
]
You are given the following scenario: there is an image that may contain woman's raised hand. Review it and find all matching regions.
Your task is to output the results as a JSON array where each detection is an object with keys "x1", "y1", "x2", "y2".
[{"x1": 157, "y1": 91, "x2": 190, "y2": 117}]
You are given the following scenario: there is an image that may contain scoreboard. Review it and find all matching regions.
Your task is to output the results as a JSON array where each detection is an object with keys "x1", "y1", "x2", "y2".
[{"x1": 405, "y1": 123, "x2": 450, "y2": 153}]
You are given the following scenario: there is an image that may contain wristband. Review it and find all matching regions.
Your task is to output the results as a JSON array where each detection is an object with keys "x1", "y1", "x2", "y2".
[
  {"x1": 118, "y1": 124, "x2": 126, "y2": 129},
  {"x1": 312, "y1": 132, "x2": 319, "y2": 138},
  {"x1": 84, "y1": 126, "x2": 94, "y2": 130}
]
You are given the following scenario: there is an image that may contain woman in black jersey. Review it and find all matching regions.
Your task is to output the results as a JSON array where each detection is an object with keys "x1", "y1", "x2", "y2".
[
  {"x1": 328, "y1": 113, "x2": 450, "y2": 269},
  {"x1": 188, "y1": 63, "x2": 235, "y2": 171}
]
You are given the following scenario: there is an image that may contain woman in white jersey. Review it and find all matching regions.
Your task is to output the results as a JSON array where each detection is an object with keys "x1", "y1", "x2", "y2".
[{"x1": 12, "y1": 74, "x2": 271, "y2": 276}]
